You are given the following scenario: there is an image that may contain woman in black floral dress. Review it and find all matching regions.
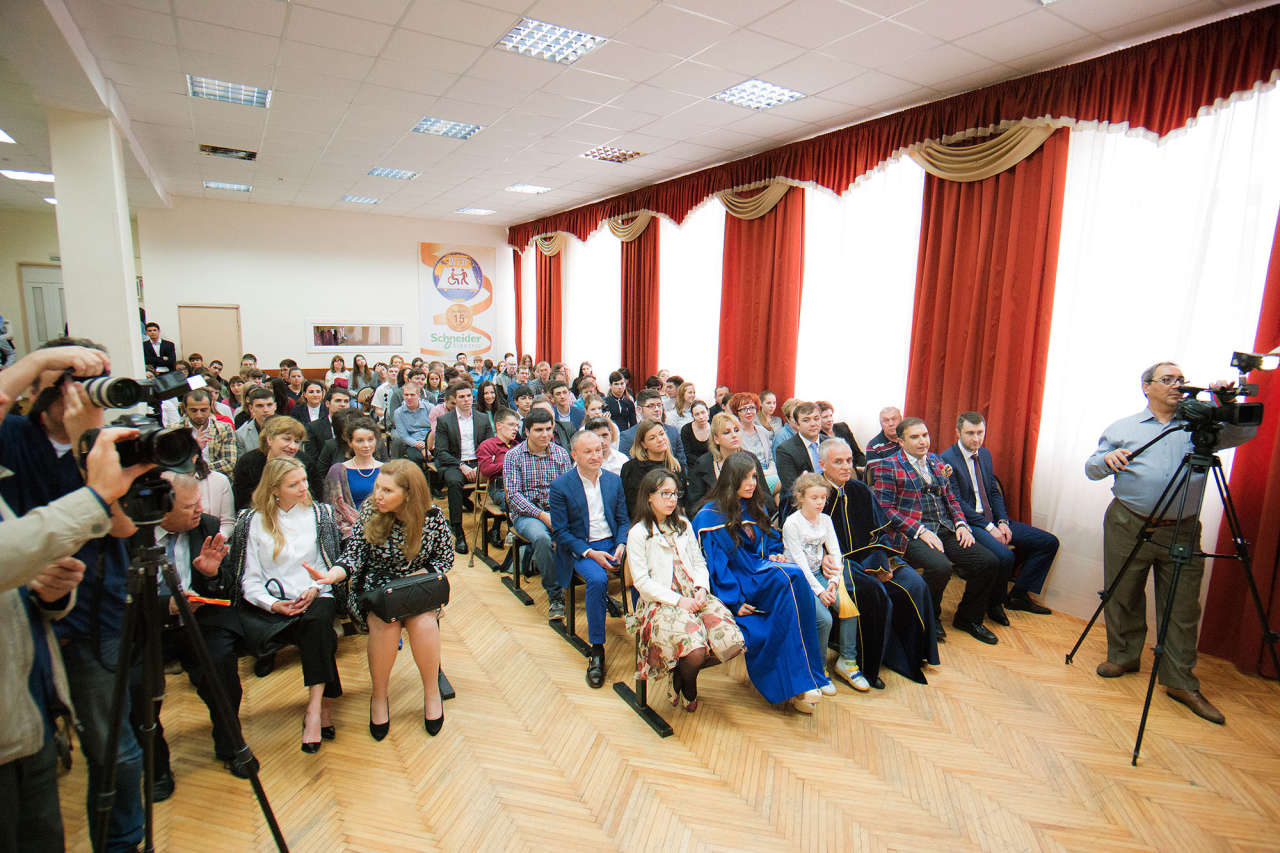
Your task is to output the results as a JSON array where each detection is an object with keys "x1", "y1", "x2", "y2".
[{"x1": 313, "y1": 459, "x2": 454, "y2": 739}]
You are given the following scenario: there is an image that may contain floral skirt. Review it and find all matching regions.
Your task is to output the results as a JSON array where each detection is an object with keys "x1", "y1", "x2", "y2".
[{"x1": 635, "y1": 594, "x2": 744, "y2": 681}]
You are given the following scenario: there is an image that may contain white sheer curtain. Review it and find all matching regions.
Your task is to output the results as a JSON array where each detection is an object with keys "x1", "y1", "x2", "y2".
[
  {"x1": 561, "y1": 225, "x2": 622, "y2": 375},
  {"x1": 795, "y1": 158, "x2": 926, "y2": 448},
  {"x1": 1033, "y1": 87, "x2": 1280, "y2": 619},
  {"x1": 658, "y1": 199, "x2": 725, "y2": 397},
  {"x1": 519, "y1": 245, "x2": 536, "y2": 358}
]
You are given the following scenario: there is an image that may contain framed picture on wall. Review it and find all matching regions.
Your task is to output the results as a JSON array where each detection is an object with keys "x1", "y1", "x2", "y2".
[{"x1": 306, "y1": 321, "x2": 406, "y2": 353}]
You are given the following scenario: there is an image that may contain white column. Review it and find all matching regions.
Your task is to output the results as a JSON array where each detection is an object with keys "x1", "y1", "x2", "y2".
[{"x1": 46, "y1": 108, "x2": 143, "y2": 375}]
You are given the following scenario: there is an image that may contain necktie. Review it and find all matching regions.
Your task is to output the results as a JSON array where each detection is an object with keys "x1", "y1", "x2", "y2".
[
  {"x1": 158, "y1": 532, "x2": 178, "y2": 596},
  {"x1": 972, "y1": 453, "x2": 993, "y2": 522},
  {"x1": 808, "y1": 441, "x2": 822, "y2": 472}
]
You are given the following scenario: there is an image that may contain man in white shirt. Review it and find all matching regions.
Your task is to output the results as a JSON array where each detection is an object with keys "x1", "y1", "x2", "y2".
[
  {"x1": 434, "y1": 382, "x2": 494, "y2": 553},
  {"x1": 142, "y1": 321, "x2": 176, "y2": 374}
]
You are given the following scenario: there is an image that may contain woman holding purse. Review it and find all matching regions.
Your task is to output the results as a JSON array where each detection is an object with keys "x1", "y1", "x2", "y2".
[
  {"x1": 628, "y1": 469, "x2": 743, "y2": 712},
  {"x1": 309, "y1": 460, "x2": 453, "y2": 740}
]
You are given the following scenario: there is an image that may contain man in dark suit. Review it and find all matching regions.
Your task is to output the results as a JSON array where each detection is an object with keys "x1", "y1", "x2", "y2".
[
  {"x1": 142, "y1": 321, "x2": 176, "y2": 374},
  {"x1": 603, "y1": 370, "x2": 636, "y2": 431},
  {"x1": 776, "y1": 400, "x2": 825, "y2": 505},
  {"x1": 550, "y1": 430, "x2": 629, "y2": 688},
  {"x1": 434, "y1": 380, "x2": 494, "y2": 553},
  {"x1": 871, "y1": 417, "x2": 1003, "y2": 645},
  {"x1": 617, "y1": 389, "x2": 687, "y2": 468},
  {"x1": 129, "y1": 475, "x2": 247, "y2": 798},
  {"x1": 940, "y1": 412, "x2": 1058, "y2": 615}
]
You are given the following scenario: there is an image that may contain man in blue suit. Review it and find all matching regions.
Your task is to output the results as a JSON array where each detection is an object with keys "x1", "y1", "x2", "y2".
[
  {"x1": 550, "y1": 430, "x2": 630, "y2": 688},
  {"x1": 941, "y1": 412, "x2": 1059, "y2": 615}
]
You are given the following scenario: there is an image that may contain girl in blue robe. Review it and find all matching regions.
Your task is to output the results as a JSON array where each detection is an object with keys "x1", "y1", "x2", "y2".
[{"x1": 691, "y1": 452, "x2": 829, "y2": 711}]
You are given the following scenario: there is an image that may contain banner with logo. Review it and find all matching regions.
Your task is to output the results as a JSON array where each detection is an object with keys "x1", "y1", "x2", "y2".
[{"x1": 418, "y1": 243, "x2": 496, "y2": 358}]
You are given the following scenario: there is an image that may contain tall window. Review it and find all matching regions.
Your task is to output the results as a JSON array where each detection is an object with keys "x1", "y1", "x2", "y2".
[
  {"x1": 658, "y1": 199, "x2": 725, "y2": 397},
  {"x1": 520, "y1": 246, "x2": 536, "y2": 358},
  {"x1": 561, "y1": 225, "x2": 622, "y2": 377}
]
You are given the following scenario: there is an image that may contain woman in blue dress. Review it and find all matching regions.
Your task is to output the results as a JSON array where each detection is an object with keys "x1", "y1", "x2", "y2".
[{"x1": 691, "y1": 452, "x2": 830, "y2": 713}]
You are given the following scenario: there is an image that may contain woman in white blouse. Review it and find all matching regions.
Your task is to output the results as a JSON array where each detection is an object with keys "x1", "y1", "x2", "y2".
[
  {"x1": 231, "y1": 457, "x2": 344, "y2": 753},
  {"x1": 193, "y1": 454, "x2": 235, "y2": 538},
  {"x1": 728, "y1": 392, "x2": 779, "y2": 492}
]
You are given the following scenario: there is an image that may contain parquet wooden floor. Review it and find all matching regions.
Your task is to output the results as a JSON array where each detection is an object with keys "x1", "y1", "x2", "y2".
[{"x1": 57, "y1": 526, "x2": 1280, "y2": 852}]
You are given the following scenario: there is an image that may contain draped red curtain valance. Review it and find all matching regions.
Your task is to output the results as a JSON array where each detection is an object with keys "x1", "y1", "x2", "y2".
[
  {"x1": 717, "y1": 186, "x2": 805, "y2": 402},
  {"x1": 507, "y1": 7, "x2": 1279, "y2": 249},
  {"x1": 535, "y1": 249, "x2": 562, "y2": 364},
  {"x1": 620, "y1": 220, "x2": 660, "y2": 382},
  {"x1": 903, "y1": 128, "x2": 1070, "y2": 523}
]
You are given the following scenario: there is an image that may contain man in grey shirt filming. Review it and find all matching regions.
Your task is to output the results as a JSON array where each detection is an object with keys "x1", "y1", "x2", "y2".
[{"x1": 1085, "y1": 360, "x2": 1256, "y2": 725}]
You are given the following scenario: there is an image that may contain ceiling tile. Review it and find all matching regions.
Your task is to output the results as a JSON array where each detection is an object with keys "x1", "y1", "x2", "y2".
[
  {"x1": 445, "y1": 75, "x2": 529, "y2": 107},
  {"x1": 352, "y1": 83, "x2": 437, "y2": 114},
  {"x1": 401, "y1": 1, "x2": 519, "y2": 46},
  {"x1": 607, "y1": 84, "x2": 700, "y2": 116},
  {"x1": 380, "y1": 29, "x2": 484, "y2": 73},
  {"x1": 554, "y1": 122, "x2": 620, "y2": 146},
  {"x1": 172, "y1": 0, "x2": 287, "y2": 35},
  {"x1": 99, "y1": 60, "x2": 188, "y2": 94},
  {"x1": 614, "y1": 7, "x2": 736, "y2": 58},
  {"x1": 846, "y1": 0, "x2": 924, "y2": 13},
  {"x1": 521, "y1": 0, "x2": 659, "y2": 38},
  {"x1": 571, "y1": 40, "x2": 682, "y2": 81},
  {"x1": 277, "y1": 40, "x2": 377, "y2": 80},
  {"x1": 820, "y1": 69, "x2": 920, "y2": 106},
  {"x1": 955, "y1": 9, "x2": 1094, "y2": 64},
  {"x1": 541, "y1": 68, "x2": 632, "y2": 103},
  {"x1": 664, "y1": 0, "x2": 792, "y2": 27},
  {"x1": 1094, "y1": 0, "x2": 1223, "y2": 44},
  {"x1": 877, "y1": 43, "x2": 1000, "y2": 88},
  {"x1": 423, "y1": 97, "x2": 509, "y2": 124},
  {"x1": 178, "y1": 49, "x2": 274, "y2": 88},
  {"x1": 364, "y1": 59, "x2": 459, "y2": 95},
  {"x1": 574, "y1": 105, "x2": 661, "y2": 131},
  {"x1": 760, "y1": 95, "x2": 853, "y2": 124},
  {"x1": 692, "y1": 29, "x2": 806, "y2": 76},
  {"x1": 1048, "y1": 0, "x2": 1206, "y2": 34},
  {"x1": 644, "y1": 60, "x2": 742, "y2": 98},
  {"x1": 764, "y1": 52, "x2": 864, "y2": 93},
  {"x1": 176, "y1": 19, "x2": 280, "y2": 65},
  {"x1": 66, "y1": 0, "x2": 177, "y2": 44},
  {"x1": 724, "y1": 110, "x2": 809, "y2": 138},
  {"x1": 115, "y1": 84, "x2": 191, "y2": 126},
  {"x1": 466, "y1": 49, "x2": 567, "y2": 91},
  {"x1": 750, "y1": 0, "x2": 879, "y2": 49},
  {"x1": 82, "y1": 32, "x2": 182, "y2": 70},
  {"x1": 487, "y1": 111, "x2": 564, "y2": 135},
  {"x1": 1002, "y1": 34, "x2": 1110, "y2": 75},
  {"x1": 894, "y1": 0, "x2": 1030, "y2": 42},
  {"x1": 689, "y1": 125, "x2": 766, "y2": 151},
  {"x1": 295, "y1": 0, "x2": 413, "y2": 25},
  {"x1": 517, "y1": 92, "x2": 600, "y2": 121},
  {"x1": 272, "y1": 67, "x2": 365, "y2": 102},
  {"x1": 824, "y1": 19, "x2": 941, "y2": 67},
  {"x1": 285, "y1": 5, "x2": 394, "y2": 56}
]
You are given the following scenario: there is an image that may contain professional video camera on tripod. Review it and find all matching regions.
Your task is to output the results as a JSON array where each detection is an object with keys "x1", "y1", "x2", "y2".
[
  {"x1": 70, "y1": 368, "x2": 289, "y2": 853},
  {"x1": 1068, "y1": 351, "x2": 1279, "y2": 765}
]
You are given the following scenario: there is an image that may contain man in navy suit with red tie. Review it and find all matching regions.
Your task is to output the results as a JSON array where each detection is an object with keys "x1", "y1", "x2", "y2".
[{"x1": 940, "y1": 412, "x2": 1059, "y2": 615}]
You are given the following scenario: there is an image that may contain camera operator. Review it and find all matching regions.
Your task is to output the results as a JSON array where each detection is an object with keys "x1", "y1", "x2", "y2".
[
  {"x1": 1086, "y1": 361, "x2": 1257, "y2": 725},
  {"x1": 0, "y1": 337, "x2": 157, "y2": 852},
  {"x1": 0, "y1": 345, "x2": 155, "y2": 853}
]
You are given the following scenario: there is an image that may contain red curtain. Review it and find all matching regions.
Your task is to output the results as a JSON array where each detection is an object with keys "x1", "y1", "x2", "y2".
[
  {"x1": 1200, "y1": 211, "x2": 1280, "y2": 677},
  {"x1": 903, "y1": 129, "x2": 1069, "y2": 523},
  {"x1": 620, "y1": 220, "x2": 660, "y2": 382},
  {"x1": 717, "y1": 187, "x2": 805, "y2": 402},
  {"x1": 535, "y1": 249, "x2": 562, "y2": 364},
  {"x1": 512, "y1": 248, "x2": 523, "y2": 358},
  {"x1": 507, "y1": 7, "x2": 1278, "y2": 248}
]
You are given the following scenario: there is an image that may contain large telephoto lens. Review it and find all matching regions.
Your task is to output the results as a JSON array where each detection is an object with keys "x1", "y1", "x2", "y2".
[
  {"x1": 137, "y1": 425, "x2": 199, "y2": 469},
  {"x1": 81, "y1": 376, "x2": 144, "y2": 408}
]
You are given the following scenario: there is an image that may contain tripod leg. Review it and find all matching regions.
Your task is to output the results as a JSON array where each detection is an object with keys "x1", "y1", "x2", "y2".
[
  {"x1": 136, "y1": 573, "x2": 164, "y2": 853},
  {"x1": 1212, "y1": 467, "x2": 1280, "y2": 677},
  {"x1": 93, "y1": 567, "x2": 144, "y2": 853},
  {"x1": 162, "y1": 564, "x2": 290, "y2": 853}
]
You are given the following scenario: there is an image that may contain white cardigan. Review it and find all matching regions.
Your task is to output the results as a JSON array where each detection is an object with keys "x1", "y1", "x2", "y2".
[{"x1": 626, "y1": 520, "x2": 710, "y2": 607}]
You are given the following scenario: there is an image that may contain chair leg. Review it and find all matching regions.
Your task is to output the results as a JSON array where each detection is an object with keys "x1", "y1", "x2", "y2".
[
  {"x1": 550, "y1": 576, "x2": 591, "y2": 657},
  {"x1": 612, "y1": 636, "x2": 672, "y2": 737},
  {"x1": 501, "y1": 539, "x2": 532, "y2": 606}
]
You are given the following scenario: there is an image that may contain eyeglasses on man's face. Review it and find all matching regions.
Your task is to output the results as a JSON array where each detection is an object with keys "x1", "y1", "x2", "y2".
[{"x1": 1147, "y1": 375, "x2": 1187, "y2": 387}]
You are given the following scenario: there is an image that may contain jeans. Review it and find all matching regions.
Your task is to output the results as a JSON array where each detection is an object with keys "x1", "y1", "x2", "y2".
[
  {"x1": 514, "y1": 515, "x2": 559, "y2": 601},
  {"x1": 969, "y1": 521, "x2": 1060, "y2": 595},
  {"x1": 0, "y1": 738, "x2": 63, "y2": 853},
  {"x1": 561, "y1": 537, "x2": 619, "y2": 645},
  {"x1": 812, "y1": 592, "x2": 859, "y2": 662},
  {"x1": 61, "y1": 635, "x2": 144, "y2": 853}
]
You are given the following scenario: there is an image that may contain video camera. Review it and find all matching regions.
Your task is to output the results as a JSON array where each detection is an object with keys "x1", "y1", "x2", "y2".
[{"x1": 1174, "y1": 350, "x2": 1273, "y2": 439}]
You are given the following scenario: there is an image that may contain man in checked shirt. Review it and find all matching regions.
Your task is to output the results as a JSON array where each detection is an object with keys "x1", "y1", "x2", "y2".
[{"x1": 503, "y1": 407, "x2": 573, "y2": 620}]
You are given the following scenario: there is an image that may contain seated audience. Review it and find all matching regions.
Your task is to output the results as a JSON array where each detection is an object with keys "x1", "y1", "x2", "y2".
[
  {"x1": 303, "y1": 385, "x2": 351, "y2": 457},
  {"x1": 531, "y1": 398, "x2": 574, "y2": 451},
  {"x1": 226, "y1": 374, "x2": 247, "y2": 419},
  {"x1": 393, "y1": 385, "x2": 432, "y2": 467},
  {"x1": 817, "y1": 401, "x2": 867, "y2": 470},
  {"x1": 668, "y1": 381, "x2": 697, "y2": 429},
  {"x1": 686, "y1": 413, "x2": 776, "y2": 518},
  {"x1": 349, "y1": 354, "x2": 376, "y2": 393},
  {"x1": 371, "y1": 369, "x2": 398, "y2": 421},
  {"x1": 355, "y1": 386, "x2": 375, "y2": 419},
  {"x1": 182, "y1": 387, "x2": 237, "y2": 477},
  {"x1": 193, "y1": 454, "x2": 235, "y2": 538},
  {"x1": 284, "y1": 367, "x2": 305, "y2": 408},
  {"x1": 475, "y1": 380, "x2": 501, "y2": 427},
  {"x1": 628, "y1": 468, "x2": 744, "y2": 712},
  {"x1": 325, "y1": 355, "x2": 351, "y2": 389},
  {"x1": 729, "y1": 392, "x2": 778, "y2": 491},
  {"x1": 550, "y1": 431, "x2": 630, "y2": 688},
  {"x1": 940, "y1": 412, "x2": 1058, "y2": 614},
  {"x1": 775, "y1": 401, "x2": 825, "y2": 505},
  {"x1": 476, "y1": 408, "x2": 520, "y2": 516},
  {"x1": 322, "y1": 416, "x2": 384, "y2": 540},
  {"x1": 547, "y1": 380, "x2": 583, "y2": 429},
  {"x1": 233, "y1": 415, "x2": 306, "y2": 510},
  {"x1": 504, "y1": 408, "x2": 574, "y2": 619},
  {"x1": 620, "y1": 419, "x2": 687, "y2": 518},
  {"x1": 680, "y1": 400, "x2": 712, "y2": 468},
  {"x1": 865, "y1": 406, "x2": 904, "y2": 465},
  {"x1": 509, "y1": 383, "x2": 534, "y2": 428},
  {"x1": 291, "y1": 380, "x2": 328, "y2": 426},
  {"x1": 578, "y1": 392, "x2": 605, "y2": 423},
  {"x1": 604, "y1": 370, "x2": 637, "y2": 430},
  {"x1": 235, "y1": 386, "x2": 276, "y2": 455},
  {"x1": 708, "y1": 385, "x2": 731, "y2": 417},
  {"x1": 661, "y1": 374, "x2": 683, "y2": 416},
  {"x1": 435, "y1": 381, "x2": 495, "y2": 553},
  {"x1": 782, "y1": 473, "x2": 870, "y2": 693},
  {"x1": 872, "y1": 417, "x2": 1004, "y2": 645},
  {"x1": 618, "y1": 390, "x2": 687, "y2": 469},
  {"x1": 759, "y1": 390, "x2": 783, "y2": 433},
  {"x1": 267, "y1": 377, "x2": 293, "y2": 418},
  {"x1": 691, "y1": 452, "x2": 830, "y2": 713},
  {"x1": 771, "y1": 398, "x2": 799, "y2": 453},
  {"x1": 228, "y1": 458, "x2": 343, "y2": 753},
  {"x1": 584, "y1": 416, "x2": 628, "y2": 475}
]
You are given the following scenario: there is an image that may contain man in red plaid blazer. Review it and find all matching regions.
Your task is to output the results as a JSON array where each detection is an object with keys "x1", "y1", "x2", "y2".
[{"x1": 872, "y1": 417, "x2": 1005, "y2": 645}]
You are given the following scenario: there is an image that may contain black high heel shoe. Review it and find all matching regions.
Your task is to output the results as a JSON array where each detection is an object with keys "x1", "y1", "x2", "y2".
[
  {"x1": 321, "y1": 725, "x2": 336, "y2": 740},
  {"x1": 424, "y1": 709, "x2": 444, "y2": 737},
  {"x1": 369, "y1": 699, "x2": 390, "y2": 742},
  {"x1": 301, "y1": 720, "x2": 322, "y2": 754}
]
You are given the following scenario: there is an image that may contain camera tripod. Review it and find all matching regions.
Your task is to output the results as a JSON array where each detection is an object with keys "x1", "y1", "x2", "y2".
[
  {"x1": 1066, "y1": 423, "x2": 1280, "y2": 765},
  {"x1": 93, "y1": 510, "x2": 287, "y2": 852}
]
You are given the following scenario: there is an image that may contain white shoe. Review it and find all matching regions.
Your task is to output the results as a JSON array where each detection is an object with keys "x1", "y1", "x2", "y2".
[
  {"x1": 819, "y1": 672, "x2": 837, "y2": 696},
  {"x1": 833, "y1": 658, "x2": 872, "y2": 692},
  {"x1": 789, "y1": 695, "x2": 816, "y2": 714},
  {"x1": 803, "y1": 688, "x2": 823, "y2": 702}
]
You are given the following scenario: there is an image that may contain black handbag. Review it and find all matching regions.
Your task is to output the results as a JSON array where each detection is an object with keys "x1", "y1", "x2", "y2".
[{"x1": 359, "y1": 572, "x2": 450, "y2": 623}]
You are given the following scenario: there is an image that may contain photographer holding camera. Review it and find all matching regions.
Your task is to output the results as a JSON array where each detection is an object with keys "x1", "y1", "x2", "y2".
[
  {"x1": 1086, "y1": 361, "x2": 1257, "y2": 726},
  {"x1": 0, "y1": 342, "x2": 156, "y2": 853}
]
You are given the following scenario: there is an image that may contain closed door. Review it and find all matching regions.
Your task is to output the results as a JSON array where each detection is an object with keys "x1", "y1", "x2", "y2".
[
  {"x1": 21, "y1": 264, "x2": 65, "y2": 349},
  {"x1": 177, "y1": 305, "x2": 241, "y2": 371}
]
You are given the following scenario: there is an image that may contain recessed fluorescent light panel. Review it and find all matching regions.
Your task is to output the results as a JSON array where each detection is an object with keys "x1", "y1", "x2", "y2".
[
  {"x1": 44, "y1": 197, "x2": 56, "y2": 205},
  {"x1": 368, "y1": 167, "x2": 420, "y2": 180},
  {"x1": 1, "y1": 170, "x2": 55, "y2": 182},
  {"x1": 187, "y1": 75, "x2": 272, "y2": 108},
  {"x1": 456, "y1": 207, "x2": 496, "y2": 216},
  {"x1": 342, "y1": 195, "x2": 380, "y2": 204},
  {"x1": 200, "y1": 143, "x2": 257, "y2": 161},
  {"x1": 203, "y1": 180, "x2": 252, "y2": 192},
  {"x1": 712, "y1": 78, "x2": 806, "y2": 110},
  {"x1": 411, "y1": 117, "x2": 483, "y2": 139},
  {"x1": 496, "y1": 17, "x2": 605, "y2": 64},
  {"x1": 0, "y1": 129, "x2": 15, "y2": 144},
  {"x1": 581, "y1": 145, "x2": 643, "y2": 164},
  {"x1": 505, "y1": 183, "x2": 551, "y2": 194}
]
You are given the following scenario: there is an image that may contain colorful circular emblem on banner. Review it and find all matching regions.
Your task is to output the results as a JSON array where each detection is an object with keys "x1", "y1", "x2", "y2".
[
  {"x1": 432, "y1": 252, "x2": 484, "y2": 301},
  {"x1": 445, "y1": 303, "x2": 474, "y2": 332}
]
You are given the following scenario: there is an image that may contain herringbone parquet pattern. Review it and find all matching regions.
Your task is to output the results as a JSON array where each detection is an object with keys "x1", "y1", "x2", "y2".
[{"x1": 57, "y1": 530, "x2": 1280, "y2": 852}]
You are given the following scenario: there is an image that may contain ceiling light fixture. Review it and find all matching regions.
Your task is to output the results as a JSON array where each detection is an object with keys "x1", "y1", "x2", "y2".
[
  {"x1": 712, "y1": 78, "x2": 806, "y2": 110},
  {"x1": 44, "y1": 197, "x2": 56, "y2": 205},
  {"x1": 0, "y1": 129, "x2": 15, "y2": 144},
  {"x1": 496, "y1": 17, "x2": 606, "y2": 65},
  {"x1": 581, "y1": 145, "x2": 643, "y2": 163},
  {"x1": 456, "y1": 207, "x2": 496, "y2": 216},
  {"x1": 187, "y1": 74, "x2": 272, "y2": 108},
  {"x1": 505, "y1": 183, "x2": 551, "y2": 194},
  {"x1": 203, "y1": 180, "x2": 252, "y2": 192},
  {"x1": 1, "y1": 170, "x2": 55, "y2": 182},
  {"x1": 368, "y1": 167, "x2": 420, "y2": 180},
  {"x1": 411, "y1": 116, "x2": 483, "y2": 139},
  {"x1": 200, "y1": 143, "x2": 257, "y2": 161},
  {"x1": 343, "y1": 195, "x2": 380, "y2": 204}
]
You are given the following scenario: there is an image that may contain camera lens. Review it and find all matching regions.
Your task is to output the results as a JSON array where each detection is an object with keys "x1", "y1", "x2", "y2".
[
  {"x1": 81, "y1": 376, "x2": 143, "y2": 408},
  {"x1": 141, "y1": 425, "x2": 199, "y2": 469}
]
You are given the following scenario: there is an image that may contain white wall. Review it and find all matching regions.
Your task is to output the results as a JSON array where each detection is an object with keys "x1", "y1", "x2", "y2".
[{"x1": 137, "y1": 197, "x2": 512, "y2": 369}]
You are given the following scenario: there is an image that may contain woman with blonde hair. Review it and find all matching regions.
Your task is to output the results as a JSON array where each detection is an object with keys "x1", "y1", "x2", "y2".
[
  {"x1": 310, "y1": 460, "x2": 454, "y2": 739},
  {"x1": 229, "y1": 457, "x2": 344, "y2": 753},
  {"x1": 686, "y1": 413, "x2": 776, "y2": 517},
  {"x1": 620, "y1": 419, "x2": 687, "y2": 517},
  {"x1": 667, "y1": 381, "x2": 698, "y2": 430},
  {"x1": 232, "y1": 414, "x2": 306, "y2": 510}
]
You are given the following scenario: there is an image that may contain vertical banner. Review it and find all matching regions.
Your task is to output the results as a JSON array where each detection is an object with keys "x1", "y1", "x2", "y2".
[{"x1": 418, "y1": 242, "x2": 497, "y2": 358}]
